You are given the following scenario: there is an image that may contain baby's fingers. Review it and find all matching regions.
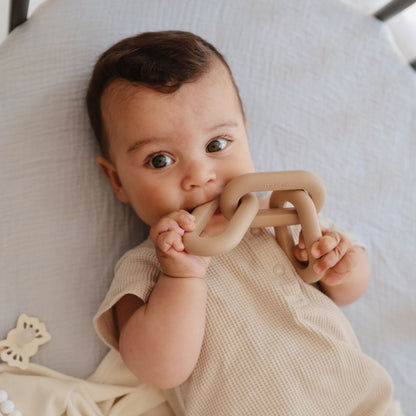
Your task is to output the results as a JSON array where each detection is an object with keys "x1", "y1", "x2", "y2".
[
  {"x1": 294, "y1": 231, "x2": 308, "y2": 262},
  {"x1": 294, "y1": 244, "x2": 308, "y2": 262},
  {"x1": 312, "y1": 232, "x2": 351, "y2": 274},
  {"x1": 311, "y1": 230, "x2": 341, "y2": 258},
  {"x1": 320, "y1": 249, "x2": 359, "y2": 286},
  {"x1": 173, "y1": 210, "x2": 196, "y2": 232},
  {"x1": 150, "y1": 211, "x2": 195, "y2": 242},
  {"x1": 157, "y1": 230, "x2": 185, "y2": 253}
]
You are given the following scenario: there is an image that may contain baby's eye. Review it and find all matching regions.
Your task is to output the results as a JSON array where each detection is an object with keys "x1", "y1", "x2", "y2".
[
  {"x1": 148, "y1": 154, "x2": 173, "y2": 169},
  {"x1": 206, "y1": 137, "x2": 229, "y2": 153}
]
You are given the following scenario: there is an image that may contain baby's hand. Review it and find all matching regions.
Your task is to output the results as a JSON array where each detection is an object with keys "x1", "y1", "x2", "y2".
[
  {"x1": 295, "y1": 228, "x2": 358, "y2": 286},
  {"x1": 150, "y1": 210, "x2": 210, "y2": 279}
]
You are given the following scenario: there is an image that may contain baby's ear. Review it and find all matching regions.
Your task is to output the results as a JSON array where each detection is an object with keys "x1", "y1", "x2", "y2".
[{"x1": 96, "y1": 156, "x2": 129, "y2": 203}]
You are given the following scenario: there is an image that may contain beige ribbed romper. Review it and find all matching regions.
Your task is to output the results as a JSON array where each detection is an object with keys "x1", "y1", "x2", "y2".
[{"x1": 95, "y1": 225, "x2": 398, "y2": 416}]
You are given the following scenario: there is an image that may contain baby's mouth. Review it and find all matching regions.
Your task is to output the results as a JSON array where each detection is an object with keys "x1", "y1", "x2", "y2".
[
  {"x1": 186, "y1": 196, "x2": 221, "y2": 214},
  {"x1": 186, "y1": 205, "x2": 220, "y2": 216}
]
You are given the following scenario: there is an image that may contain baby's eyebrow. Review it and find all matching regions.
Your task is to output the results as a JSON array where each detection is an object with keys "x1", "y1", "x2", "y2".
[
  {"x1": 126, "y1": 121, "x2": 240, "y2": 153},
  {"x1": 127, "y1": 137, "x2": 162, "y2": 153},
  {"x1": 207, "y1": 121, "x2": 239, "y2": 132}
]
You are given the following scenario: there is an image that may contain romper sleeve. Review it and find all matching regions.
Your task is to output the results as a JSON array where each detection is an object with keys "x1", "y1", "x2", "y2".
[{"x1": 93, "y1": 237, "x2": 160, "y2": 350}]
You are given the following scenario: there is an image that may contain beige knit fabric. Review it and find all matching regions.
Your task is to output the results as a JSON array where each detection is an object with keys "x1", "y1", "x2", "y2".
[{"x1": 94, "y1": 227, "x2": 397, "y2": 416}]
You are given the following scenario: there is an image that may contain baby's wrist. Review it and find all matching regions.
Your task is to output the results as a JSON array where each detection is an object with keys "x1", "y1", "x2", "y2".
[{"x1": 161, "y1": 272, "x2": 206, "y2": 280}]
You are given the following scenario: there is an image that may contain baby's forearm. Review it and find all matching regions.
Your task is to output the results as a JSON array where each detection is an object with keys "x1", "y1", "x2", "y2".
[
  {"x1": 320, "y1": 246, "x2": 370, "y2": 306},
  {"x1": 119, "y1": 275, "x2": 207, "y2": 389}
]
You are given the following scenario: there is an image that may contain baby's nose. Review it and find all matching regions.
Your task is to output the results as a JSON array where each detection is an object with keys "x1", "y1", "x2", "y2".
[{"x1": 181, "y1": 161, "x2": 216, "y2": 190}]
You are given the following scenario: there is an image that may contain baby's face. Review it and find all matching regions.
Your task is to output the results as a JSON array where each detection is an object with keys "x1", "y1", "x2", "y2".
[{"x1": 99, "y1": 61, "x2": 254, "y2": 226}]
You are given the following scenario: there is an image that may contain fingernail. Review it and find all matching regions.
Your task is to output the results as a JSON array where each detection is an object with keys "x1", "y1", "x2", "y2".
[{"x1": 311, "y1": 245, "x2": 320, "y2": 258}]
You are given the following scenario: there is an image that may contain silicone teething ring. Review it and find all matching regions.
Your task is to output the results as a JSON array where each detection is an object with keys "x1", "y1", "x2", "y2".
[
  {"x1": 220, "y1": 171, "x2": 325, "y2": 223},
  {"x1": 183, "y1": 171, "x2": 326, "y2": 283},
  {"x1": 184, "y1": 193, "x2": 259, "y2": 256},
  {"x1": 270, "y1": 189, "x2": 323, "y2": 283}
]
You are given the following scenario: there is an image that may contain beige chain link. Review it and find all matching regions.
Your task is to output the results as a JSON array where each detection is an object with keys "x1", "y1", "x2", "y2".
[{"x1": 183, "y1": 170, "x2": 326, "y2": 283}]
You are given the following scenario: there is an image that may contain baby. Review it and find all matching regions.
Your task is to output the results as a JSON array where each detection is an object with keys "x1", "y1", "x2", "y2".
[{"x1": 87, "y1": 31, "x2": 399, "y2": 415}]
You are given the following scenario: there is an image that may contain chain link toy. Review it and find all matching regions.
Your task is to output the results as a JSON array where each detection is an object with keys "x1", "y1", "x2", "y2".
[{"x1": 183, "y1": 170, "x2": 326, "y2": 283}]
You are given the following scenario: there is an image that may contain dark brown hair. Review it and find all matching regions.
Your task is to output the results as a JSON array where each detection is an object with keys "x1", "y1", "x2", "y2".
[{"x1": 86, "y1": 30, "x2": 244, "y2": 157}]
